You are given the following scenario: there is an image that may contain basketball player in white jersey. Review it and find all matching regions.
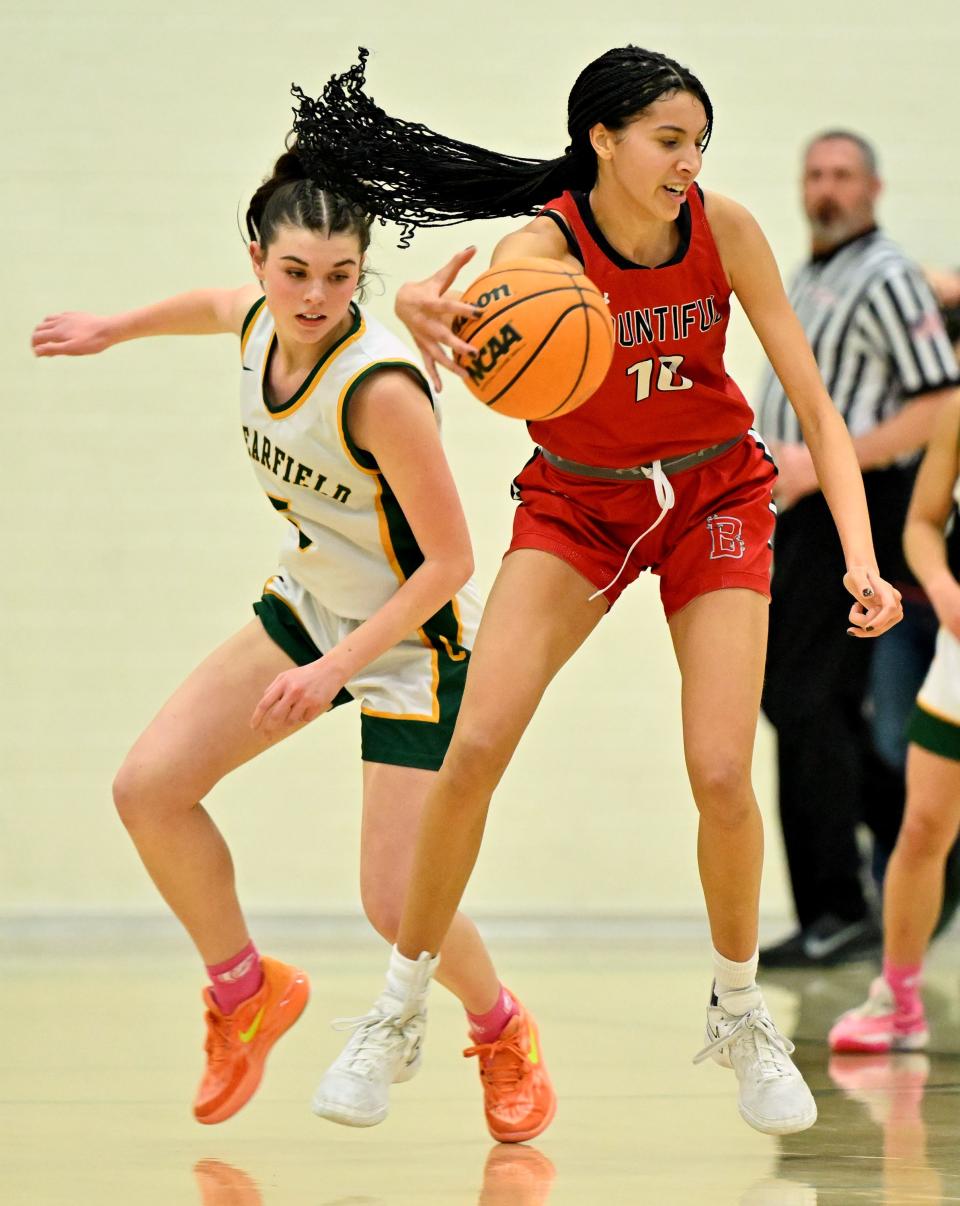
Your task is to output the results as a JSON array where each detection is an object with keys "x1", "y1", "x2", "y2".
[{"x1": 30, "y1": 147, "x2": 556, "y2": 1140}]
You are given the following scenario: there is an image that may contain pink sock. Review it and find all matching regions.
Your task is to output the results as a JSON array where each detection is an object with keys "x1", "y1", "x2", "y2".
[
  {"x1": 467, "y1": 985, "x2": 518, "y2": 1043},
  {"x1": 206, "y1": 940, "x2": 263, "y2": 1015},
  {"x1": 884, "y1": 958, "x2": 923, "y2": 1015}
]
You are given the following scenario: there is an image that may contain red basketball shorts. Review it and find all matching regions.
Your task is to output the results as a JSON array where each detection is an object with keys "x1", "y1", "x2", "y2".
[{"x1": 507, "y1": 432, "x2": 777, "y2": 615}]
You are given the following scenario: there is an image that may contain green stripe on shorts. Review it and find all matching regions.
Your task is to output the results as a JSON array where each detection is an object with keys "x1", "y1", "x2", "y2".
[
  {"x1": 908, "y1": 703, "x2": 960, "y2": 761},
  {"x1": 252, "y1": 592, "x2": 353, "y2": 708},
  {"x1": 360, "y1": 644, "x2": 470, "y2": 772}
]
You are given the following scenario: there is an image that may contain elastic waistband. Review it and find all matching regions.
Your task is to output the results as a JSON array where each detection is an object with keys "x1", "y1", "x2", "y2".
[{"x1": 539, "y1": 434, "x2": 745, "y2": 481}]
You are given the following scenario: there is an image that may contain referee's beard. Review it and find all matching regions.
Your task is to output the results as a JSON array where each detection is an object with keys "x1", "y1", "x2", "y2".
[{"x1": 808, "y1": 199, "x2": 874, "y2": 254}]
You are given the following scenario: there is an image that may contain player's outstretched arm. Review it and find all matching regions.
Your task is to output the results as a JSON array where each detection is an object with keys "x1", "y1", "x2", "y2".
[
  {"x1": 31, "y1": 285, "x2": 261, "y2": 357},
  {"x1": 706, "y1": 190, "x2": 902, "y2": 638},
  {"x1": 252, "y1": 369, "x2": 474, "y2": 733}
]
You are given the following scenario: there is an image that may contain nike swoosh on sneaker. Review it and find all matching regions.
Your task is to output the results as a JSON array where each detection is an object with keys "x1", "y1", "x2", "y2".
[
  {"x1": 803, "y1": 922, "x2": 872, "y2": 961},
  {"x1": 527, "y1": 1025, "x2": 539, "y2": 1066},
  {"x1": 239, "y1": 1007, "x2": 265, "y2": 1043},
  {"x1": 242, "y1": 365, "x2": 253, "y2": 372}
]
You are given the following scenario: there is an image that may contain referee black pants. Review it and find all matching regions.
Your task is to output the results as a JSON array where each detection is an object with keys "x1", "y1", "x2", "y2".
[
  {"x1": 774, "y1": 695, "x2": 904, "y2": 928},
  {"x1": 763, "y1": 483, "x2": 909, "y2": 929}
]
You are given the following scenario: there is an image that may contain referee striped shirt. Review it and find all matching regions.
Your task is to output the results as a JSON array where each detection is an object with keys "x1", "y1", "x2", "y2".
[{"x1": 755, "y1": 228, "x2": 960, "y2": 446}]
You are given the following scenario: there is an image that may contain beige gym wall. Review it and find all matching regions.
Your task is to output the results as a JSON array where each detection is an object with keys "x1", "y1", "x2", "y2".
[{"x1": 4, "y1": 0, "x2": 957, "y2": 926}]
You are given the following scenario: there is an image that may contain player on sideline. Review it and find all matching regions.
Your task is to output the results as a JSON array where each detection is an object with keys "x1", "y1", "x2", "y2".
[
  {"x1": 830, "y1": 395, "x2": 960, "y2": 1054},
  {"x1": 291, "y1": 47, "x2": 903, "y2": 1138},
  {"x1": 30, "y1": 148, "x2": 556, "y2": 1140}
]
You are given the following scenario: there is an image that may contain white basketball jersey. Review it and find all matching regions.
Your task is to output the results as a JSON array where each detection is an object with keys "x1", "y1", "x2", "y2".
[{"x1": 239, "y1": 297, "x2": 481, "y2": 649}]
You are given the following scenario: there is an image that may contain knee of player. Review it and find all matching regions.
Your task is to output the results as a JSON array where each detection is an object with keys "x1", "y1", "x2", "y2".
[
  {"x1": 111, "y1": 756, "x2": 177, "y2": 829},
  {"x1": 443, "y1": 726, "x2": 514, "y2": 795},
  {"x1": 898, "y1": 807, "x2": 956, "y2": 863},
  {"x1": 687, "y1": 755, "x2": 754, "y2": 816},
  {"x1": 360, "y1": 882, "x2": 402, "y2": 943}
]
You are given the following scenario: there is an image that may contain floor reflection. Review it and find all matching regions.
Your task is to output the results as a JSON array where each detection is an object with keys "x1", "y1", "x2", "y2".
[
  {"x1": 192, "y1": 1144, "x2": 556, "y2": 1206},
  {"x1": 476, "y1": 1144, "x2": 556, "y2": 1205},
  {"x1": 193, "y1": 1161, "x2": 265, "y2": 1206},
  {"x1": 763, "y1": 963, "x2": 960, "y2": 1203}
]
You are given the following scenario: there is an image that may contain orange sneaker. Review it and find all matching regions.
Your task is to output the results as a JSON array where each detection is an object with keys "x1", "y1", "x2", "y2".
[
  {"x1": 464, "y1": 1000, "x2": 557, "y2": 1143},
  {"x1": 193, "y1": 955, "x2": 309, "y2": 1125}
]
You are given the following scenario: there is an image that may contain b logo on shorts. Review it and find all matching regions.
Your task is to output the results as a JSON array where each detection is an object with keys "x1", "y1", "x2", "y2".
[{"x1": 707, "y1": 514, "x2": 745, "y2": 560}]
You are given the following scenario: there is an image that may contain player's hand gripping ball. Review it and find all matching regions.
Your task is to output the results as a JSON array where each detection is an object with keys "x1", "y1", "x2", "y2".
[{"x1": 453, "y1": 258, "x2": 614, "y2": 419}]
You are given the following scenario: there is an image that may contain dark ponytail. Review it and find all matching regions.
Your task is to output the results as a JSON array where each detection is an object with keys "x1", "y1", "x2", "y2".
[
  {"x1": 290, "y1": 46, "x2": 713, "y2": 246},
  {"x1": 245, "y1": 142, "x2": 373, "y2": 260}
]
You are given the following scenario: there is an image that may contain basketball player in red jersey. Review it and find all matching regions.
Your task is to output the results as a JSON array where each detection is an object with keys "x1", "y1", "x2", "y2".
[{"x1": 293, "y1": 47, "x2": 902, "y2": 1138}]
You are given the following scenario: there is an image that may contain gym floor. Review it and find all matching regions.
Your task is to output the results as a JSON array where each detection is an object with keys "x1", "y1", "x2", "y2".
[{"x1": 6, "y1": 928, "x2": 960, "y2": 1205}]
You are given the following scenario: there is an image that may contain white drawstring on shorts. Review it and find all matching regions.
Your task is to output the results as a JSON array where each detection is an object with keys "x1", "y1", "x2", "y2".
[{"x1": 587, "y1": 460, "x2": 676, "y2": 603}]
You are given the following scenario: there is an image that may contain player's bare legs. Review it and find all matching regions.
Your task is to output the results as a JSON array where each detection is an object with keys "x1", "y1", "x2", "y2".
[
  {"x1": 668, "y1": 588, "x2": 766, "y2": 961},
  {"x1": 671, "y1": 587, "x2": 816, "y2": 1134},
  {"x1": 359, "y1": 761, "x2": 500, "y2": 1013},
  {"x1": 112, "y1": 620, "x2": 304, "y2": 962},
  {"x1": 829, "y1": 744, "x2": 960, "y2": 1055},
  {"x1": 112, "y1": 619, "x2": 313, "y2": 1122},
  {"x1": 396, "y1": 550, "x2": 607, "y2": 957},
  {"x1": 884, "y1": 745, "x2": 960, "y2": 965},
  {"x1": 313, "y1": 549, "x2": 604, "y2": 1137}
]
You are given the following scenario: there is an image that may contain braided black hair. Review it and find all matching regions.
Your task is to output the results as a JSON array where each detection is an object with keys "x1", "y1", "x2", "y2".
[{"x1": 291, "y1": 46, "x2": 713, "y2": 246}]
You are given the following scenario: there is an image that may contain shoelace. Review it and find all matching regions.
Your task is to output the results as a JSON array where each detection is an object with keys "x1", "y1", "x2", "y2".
[
  {"x1": 330, "y1": 1010, "x2": 414, "y2": 1079},
  {"x1": 693, "y1": 1008, "x2": 796, "y2": 1079},
  {"x1": 463, "y1": 1031, "x2": 528, "y2": 1095},
  {"x1": 587, "y1": 460, "x2": 676, "y2": 602}
]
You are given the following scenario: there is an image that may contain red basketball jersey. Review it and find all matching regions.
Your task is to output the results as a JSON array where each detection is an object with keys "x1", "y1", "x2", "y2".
[{"x1": 528, "y1": 186, "x2": 756, "y2": 466}]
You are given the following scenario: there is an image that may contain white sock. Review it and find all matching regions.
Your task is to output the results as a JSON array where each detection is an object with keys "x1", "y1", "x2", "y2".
[
  {"x1": 712, "y1": 947, "x2": 758, "y2": 997},
  {"x1": 384, "y1": 944, "x2": 438, "y2": 1006}
]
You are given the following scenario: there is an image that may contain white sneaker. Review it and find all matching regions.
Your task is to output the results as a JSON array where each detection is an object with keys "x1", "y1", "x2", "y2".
[
  {"x1": 694, "y1": 985, "x2": 818, "y2": 1136},
  {"x1": 312, "y1": 949, "x2": 436, "y2": 1128}
]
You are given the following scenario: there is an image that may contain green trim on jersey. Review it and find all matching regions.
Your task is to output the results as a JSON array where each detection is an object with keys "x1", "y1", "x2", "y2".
[
  {"x1": 908, "y1": 703, "x2": 960, "y2": 761},
  {"x1": 252, "y1": 593, "x2": 354, "y2": 708},
  {"x1": 360, "y1": 649, "x2": 470, "y2": 771},
  {"x1": 263, "y1": 303, "x2": 363, "y2": 416},
  {"x1": 241, "y1": 296, "x2": 267, "y2": 342},
  {"x1": 340, "y1": 361, "x2": 433, "y2": 472},
  {"x1": 377, "y1": 475, "x2": 470, "y2": 659}
]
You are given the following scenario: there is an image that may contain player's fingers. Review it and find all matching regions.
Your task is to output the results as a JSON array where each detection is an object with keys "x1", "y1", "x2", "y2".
[
  {"x1": 444, "y1": 299, "x2": 484, "y2": 320},
  {"x1": 442, "y1": 333, "x2": 478, "y2": 358},
  {"x1": 31, "y1": 328, "x2": 66, "y2": 348},
  {"x1": 866, "y1": 595, "x2": 904, "y2": 634},
  {"x1": 416, "y1": 342, "x2": 443, "y2": 393},
  {"x1": 435, "y1": 245, "x2": 476, "y2": 293},
  {"x1": 430, "y1": 345, "x2": 470, "y2": 380},
  {"x1": 846, "y1": 593, "x2": 902, "y2": 636},
  {"x1": 262, "y1": 697, "x2": 297, "y2": 735},
  {"x1": 250, "y1": 681, "x2": 285, "y2": 729},
  {"x1": 425, "y1": 318, "x2": 475, "y2": 358},
  {"x1": 843, "y1": 568, "x2": 878, "y2": 606}
]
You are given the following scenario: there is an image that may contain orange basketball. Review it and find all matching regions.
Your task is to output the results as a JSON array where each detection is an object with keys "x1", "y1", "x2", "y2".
[{"x1": 453, "y1": 257, "x2": 614, "y2": 420}]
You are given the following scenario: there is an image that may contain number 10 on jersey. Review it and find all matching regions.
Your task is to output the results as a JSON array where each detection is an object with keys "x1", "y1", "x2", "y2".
[{"x1": 626, "y1": 355, "x2": 693, "y2": 402}]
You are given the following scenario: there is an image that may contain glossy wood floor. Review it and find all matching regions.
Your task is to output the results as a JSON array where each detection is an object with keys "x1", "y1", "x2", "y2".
[{"x1": 5, "y1": 931, "x2": 960, "y2": 1205}]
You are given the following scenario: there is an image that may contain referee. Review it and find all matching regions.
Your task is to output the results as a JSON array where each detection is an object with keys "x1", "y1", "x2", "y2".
[{"x1": 756, "y1": 130, "x2": 960, "y2": 967}]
